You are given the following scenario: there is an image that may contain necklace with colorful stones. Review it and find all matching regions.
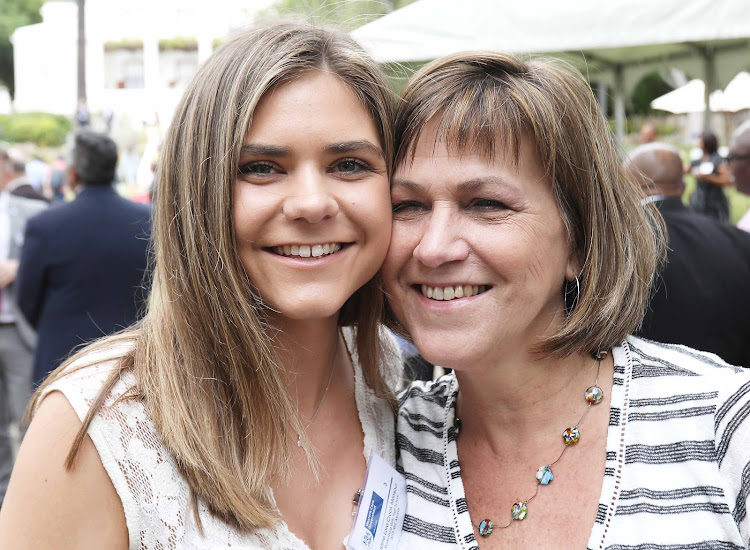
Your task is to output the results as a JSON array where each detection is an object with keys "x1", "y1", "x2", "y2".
[{"x1": 459, "y1": 350, "x2": 607, "y2": 538}]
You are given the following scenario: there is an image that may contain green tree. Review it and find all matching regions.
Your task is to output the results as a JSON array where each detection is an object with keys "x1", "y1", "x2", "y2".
[
  {"x1": 0, "y1": 0, "x2": 46, "y2": 97},
  {"x1": 259, "y1": 0, "x2": 417, "y2": 30},
  {"x1": 631, "y1": 71, "x2": 674, "y2": 115}
]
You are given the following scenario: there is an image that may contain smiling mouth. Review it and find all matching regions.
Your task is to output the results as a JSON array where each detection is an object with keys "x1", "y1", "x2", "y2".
[
  {"x1": 418, "y1": 284, "x2": 490, "y2": 301},
  {"x1": 269, "y1": 242, "x2": 347, "y2": 259}
]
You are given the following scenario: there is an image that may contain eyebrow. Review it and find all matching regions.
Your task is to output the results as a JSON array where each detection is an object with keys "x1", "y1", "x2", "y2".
[
  {"x1": 239, "y1": 140, "x2": 384, "y2": 159},
  {"x1": 239, "y1": 144, "x2": 289, "y2": 157},
  {"x1": 326, "y1": 140, "x2": 384, "y2": 159}
]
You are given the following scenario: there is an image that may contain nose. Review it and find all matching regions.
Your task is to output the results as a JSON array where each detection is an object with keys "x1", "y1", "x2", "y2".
[
  {"x1": 281, "y1": 168, "x2": 339, "y2": 223},
  {"x1": 413, "y1": 204, "x2": 469, "y2": 268}
]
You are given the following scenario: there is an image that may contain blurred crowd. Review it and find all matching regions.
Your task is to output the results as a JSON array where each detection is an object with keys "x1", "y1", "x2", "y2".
[{"x1": 0, "y1": 131, "x2": 152, "y2": 504}]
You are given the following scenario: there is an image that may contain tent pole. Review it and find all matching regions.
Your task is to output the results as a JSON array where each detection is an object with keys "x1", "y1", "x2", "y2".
[
  {"x1": 597, "y1": 82, "x2": 608, "y2": 117},
  {"x1": 703, "y1": 47, "x2": 715, "y2": 131},
  {"x1": 614, "y1": 65, "x2": 625, "y2": 143}
]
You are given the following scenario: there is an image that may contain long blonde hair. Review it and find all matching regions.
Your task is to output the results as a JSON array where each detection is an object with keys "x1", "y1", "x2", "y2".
[{"x1": 30, "y1": 22, "x2": 396, "y2": 531}]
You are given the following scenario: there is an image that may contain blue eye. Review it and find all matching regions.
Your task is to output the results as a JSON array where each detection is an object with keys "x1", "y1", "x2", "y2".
[{"x1": 333, "y1": 158, "x2": 372, "y2": 174}]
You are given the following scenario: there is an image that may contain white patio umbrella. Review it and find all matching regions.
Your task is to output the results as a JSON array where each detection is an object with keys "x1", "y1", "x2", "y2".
[
  {"x1": 721, "y1": 71, "x2": 750, "y2": 112},
  {"x1": 651, "y1": 72, "x2": 750, "y2": 113},
  {"x1": 650, "y1": 79, "x2": 728, "y2": 114}
]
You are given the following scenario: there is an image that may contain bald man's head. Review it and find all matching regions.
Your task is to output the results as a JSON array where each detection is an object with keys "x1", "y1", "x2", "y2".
[
  {"x1": 625, "y1": 143, "x2": 685, "y2": 198},
  {"x1": 729, "y1": 120, "x2": 750, "y2": 195}
]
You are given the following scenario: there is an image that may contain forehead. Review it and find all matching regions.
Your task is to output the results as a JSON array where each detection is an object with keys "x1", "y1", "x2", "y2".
[
  {"x1": 248, "y1": 72, "x2": 374, "y2": 134},
  {"x1": 394, "y1": 121, "x2": 550, "y2": 198}
]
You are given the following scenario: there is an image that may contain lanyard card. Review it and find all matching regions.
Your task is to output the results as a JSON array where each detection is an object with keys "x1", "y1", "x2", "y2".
[{"x1": 347, "y1": 452, "x2": 406, "y2": 550}]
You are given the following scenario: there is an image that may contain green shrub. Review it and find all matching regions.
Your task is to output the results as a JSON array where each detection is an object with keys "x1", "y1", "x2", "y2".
[
  {"x1": 159, "y1": 36, "x2": 198, "y2": 52},
  {"x1": 104, "y1": 38, "x2": 143, "y2": 52},
  {"x1": 0, "y1": 112, "x2": 72, "y2": 146}
]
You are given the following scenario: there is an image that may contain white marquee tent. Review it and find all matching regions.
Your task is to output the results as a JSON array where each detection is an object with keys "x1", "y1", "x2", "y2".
[
  {"x1": 651, "y1": 72, "x2": 750, "y2": 114},
  {"x1": 352, "y1": 0, "x2": 750, "y2": 141}
]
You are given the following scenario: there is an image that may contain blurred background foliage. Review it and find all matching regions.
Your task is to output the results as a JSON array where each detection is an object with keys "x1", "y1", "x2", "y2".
[
  {"x1": 258, "y1": 0, "x2": 417, "y2": 30},
  {"x1": 0, "y1": 112, "x2": 72, "y2": 146},
  {"x1": 0, "y1": 0, "x2": 45, "y2": 97}
]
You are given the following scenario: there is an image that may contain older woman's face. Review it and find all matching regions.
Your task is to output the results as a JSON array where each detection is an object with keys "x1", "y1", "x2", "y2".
[{"x1": 382, "y1": 123, "x2": 577, "y2": 369}]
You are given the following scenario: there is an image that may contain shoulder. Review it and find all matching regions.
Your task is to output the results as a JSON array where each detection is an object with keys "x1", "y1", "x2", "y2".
[
  {"x1": 26, "y1": 200, "x2": 76, "y2": 230},
  {"x1": 42, "y1": 340, "x2": 139, "y2": 410},
  {"x1": 398, "y1": 374, "x2": 455, "y2": 412},
  {"x1": 396, "y1": 375, "x2": 455, "y2": 455},
  {"x1": 624, "y1": 335, "x2": 747, "y2": 374},
  {"x1": 621, "y1": 335, "x2": 750, "y2": 435},
  {"x1": 0, "y1": 379, "x2": 129, "y2": 547},
  {"x1": 9, "y1": 194, "x2": 48, "y2": 218}
]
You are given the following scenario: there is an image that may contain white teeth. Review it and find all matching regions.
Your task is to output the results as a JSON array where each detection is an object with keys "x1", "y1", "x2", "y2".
[
  {"x1": 420, "y1": 284, "x2": 488, "y2": 301},
  {"x1": 273, "y1": 242, "x2": 342, "y2": 259}
]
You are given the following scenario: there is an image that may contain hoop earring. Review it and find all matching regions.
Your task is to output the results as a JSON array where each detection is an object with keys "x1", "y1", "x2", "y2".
[{"x1": 564, "y1": 275, "x2": 581, "y2": 314}]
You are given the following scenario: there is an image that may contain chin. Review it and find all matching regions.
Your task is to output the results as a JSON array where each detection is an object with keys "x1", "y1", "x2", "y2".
[{"x1": 410, "y1": 332, "x2": 483, "y2": 371}]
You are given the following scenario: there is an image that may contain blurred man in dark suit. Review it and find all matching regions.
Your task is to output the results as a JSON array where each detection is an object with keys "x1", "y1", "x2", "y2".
[
  {"x1": 626, "y1": 143, "x2": 750, "y2": 366},
  {"x1": 16, "y1": 131, "x2": 152, "y2": 386}
]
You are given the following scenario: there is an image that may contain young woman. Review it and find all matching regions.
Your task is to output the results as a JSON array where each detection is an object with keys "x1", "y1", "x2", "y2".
[
  {"x1": 386, "y1": 51, "x2": 750, "y2": 549},
  {"x1": 0, "y1": 23, "x2": 400, "y2": 549}
]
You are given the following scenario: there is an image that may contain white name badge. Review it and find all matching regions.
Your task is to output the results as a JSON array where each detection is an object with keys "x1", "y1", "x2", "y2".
[{"x1": 346, "y1": 452, "x2": 406, "y2": 550}]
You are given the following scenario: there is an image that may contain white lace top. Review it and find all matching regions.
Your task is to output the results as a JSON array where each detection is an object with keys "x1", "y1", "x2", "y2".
[{"x1": 42, "y1": 327, "x2": 400, "y2": 550}]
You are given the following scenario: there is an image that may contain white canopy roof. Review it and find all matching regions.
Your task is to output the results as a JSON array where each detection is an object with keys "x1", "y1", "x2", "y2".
[
  {"x1": 353, "y1": 0, "x2": 749, "y2": 88},
  {"x1": 352, "y1": 0, "x2": 750, "y2": 139}
]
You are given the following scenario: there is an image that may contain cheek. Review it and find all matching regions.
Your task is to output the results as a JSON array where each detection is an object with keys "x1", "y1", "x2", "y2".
[{"x1": 383, "y1": 222, "x2": 418, "y2": 282}]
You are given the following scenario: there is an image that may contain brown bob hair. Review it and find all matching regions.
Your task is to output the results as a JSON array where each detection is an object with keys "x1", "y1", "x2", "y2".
[{"x1": 392, "y1": 51, "x2": 666, "y2": 356}]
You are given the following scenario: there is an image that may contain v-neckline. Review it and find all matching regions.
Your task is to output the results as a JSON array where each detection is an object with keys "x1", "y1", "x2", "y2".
[{"x1": 440, "y1": 342, "x2": 633, "y2": 549}]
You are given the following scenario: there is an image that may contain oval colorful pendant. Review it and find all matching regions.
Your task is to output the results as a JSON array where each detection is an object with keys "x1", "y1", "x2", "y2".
[
  {"x1": 511, "y1": 501, "x2": 528, "y2": 520},
  {"x1": 535, "y1": 465, "x2": 554, "y2": 485},
  {"x1": 562, "y1": 426, "x2": 580, "y2": 445},
  {"x1": 478, "y1": 519, "x2": 493, "y2": 536},
  {"x1": 585, "y1": 385, "x2": 604, "y2": 405}
]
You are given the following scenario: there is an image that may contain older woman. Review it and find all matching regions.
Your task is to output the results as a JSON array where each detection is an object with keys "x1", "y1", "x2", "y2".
[{"x1": 385, "y1": 51, "x2": 750, "y2": 549}]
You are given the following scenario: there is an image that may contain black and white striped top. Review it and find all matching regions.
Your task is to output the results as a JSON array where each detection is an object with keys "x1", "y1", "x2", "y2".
[{"x1": 396, "y1": 336, "x2": 750, "y2": 549}]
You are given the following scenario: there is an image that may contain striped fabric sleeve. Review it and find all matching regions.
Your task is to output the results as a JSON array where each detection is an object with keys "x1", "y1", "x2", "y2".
[{"x1": 715, "y1": 375, "x2": 750, "y2": 547}]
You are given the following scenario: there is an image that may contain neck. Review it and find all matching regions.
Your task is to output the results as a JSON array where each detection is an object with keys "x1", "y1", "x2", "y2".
[
  {"x1": 455, "y1": 348, "x2": 602, "y2": 450},
  {"x1": 270, "y1": 313, "x2": 344, "y2": 417}
]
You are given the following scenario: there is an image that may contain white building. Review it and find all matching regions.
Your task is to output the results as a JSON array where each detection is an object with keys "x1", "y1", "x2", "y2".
[{"x1": 11, "y1": 0, "x2": 274, "y2": 126}]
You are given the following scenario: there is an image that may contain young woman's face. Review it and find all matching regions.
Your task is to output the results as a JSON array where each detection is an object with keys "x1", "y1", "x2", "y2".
[
  {"x1": 233, "y1": 71, "x2": 391, "y2": 321},
  {"x1": 382, "y1": 121, "x2": 576, "y2": 369}
]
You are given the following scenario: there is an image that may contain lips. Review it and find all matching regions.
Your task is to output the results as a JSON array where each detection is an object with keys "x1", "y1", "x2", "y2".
[{"x1": 419, "y1": 284, "x2": 490, "y2": 301}]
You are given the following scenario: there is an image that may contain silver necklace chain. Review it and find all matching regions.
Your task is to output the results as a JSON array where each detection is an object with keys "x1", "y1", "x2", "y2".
[
  {"x1": 296, "y1": 336, "x2": 339, "y2": 448},
  {"x1": 463, "y1": 351, "x2": 607, "y2": 536}
]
